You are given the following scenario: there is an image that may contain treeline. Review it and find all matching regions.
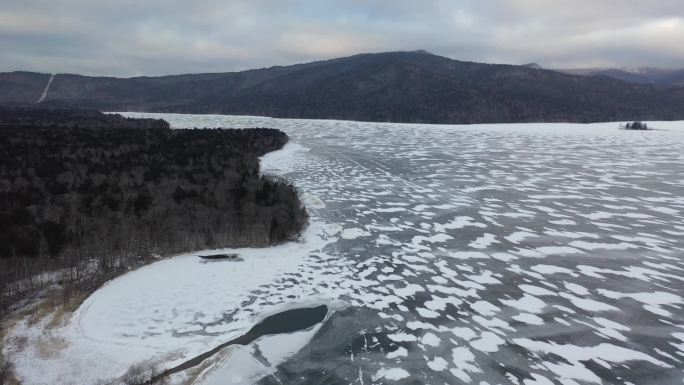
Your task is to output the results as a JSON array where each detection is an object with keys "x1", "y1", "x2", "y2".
[
  {"x1": 0, "y1": 104, "x2": 169, "y2": 129},
  {"x1": 622, "y1": 121, "x2": 649, "y2": 130},
  {"x1": 0, "y1": 107, "x2": 307, "y2": 313}
]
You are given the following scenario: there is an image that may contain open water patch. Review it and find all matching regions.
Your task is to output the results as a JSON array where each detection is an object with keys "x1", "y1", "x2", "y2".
[{"x1": 152, "y1": 305, "x2": 328, "y2": 382}]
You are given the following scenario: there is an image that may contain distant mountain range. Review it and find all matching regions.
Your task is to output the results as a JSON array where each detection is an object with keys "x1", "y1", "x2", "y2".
[
  {"x1": 2, "y1": 51, "x2": 684, "y2": 124},
  {"x1": 560, "y1": 67, "x2": 684, "y2": 87},
  {"x1": 524, "y1": 63, "x2": 684, "y2": 87}
]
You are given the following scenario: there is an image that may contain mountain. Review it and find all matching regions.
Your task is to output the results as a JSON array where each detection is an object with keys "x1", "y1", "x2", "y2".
[
  {"x1": 522, "y1": 63, "x2": 543, "y2": 70},
  {"x1": 2, "y1": 51, "x2": 684, "y2": 124},
  {"x1": 0, "y1": 71, "x2": 52, "y2": 104},
  {"x1": 559, "y1": 67, "x2": 684, "y2": 87},
  {"x1": 664, "y1": 70, "x2": 684, "y2": 87}
]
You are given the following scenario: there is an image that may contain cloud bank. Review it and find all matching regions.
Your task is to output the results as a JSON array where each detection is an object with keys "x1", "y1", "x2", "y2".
[{"x1": 1, "y1": 0, "x2": 683, "y2": 76}]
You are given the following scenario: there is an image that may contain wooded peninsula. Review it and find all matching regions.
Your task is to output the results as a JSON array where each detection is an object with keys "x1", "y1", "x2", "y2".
[{"x1": 0, "y1": 106, "x2": 307, "y2": 313}]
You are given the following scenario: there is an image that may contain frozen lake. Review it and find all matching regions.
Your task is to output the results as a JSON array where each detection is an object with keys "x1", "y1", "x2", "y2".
[
  {"x1": 135, "y1": 114, "x2": 683, "y2": 385},
  {"x1": 11, "y1": 115, "x2": 683, "y2": 385}
]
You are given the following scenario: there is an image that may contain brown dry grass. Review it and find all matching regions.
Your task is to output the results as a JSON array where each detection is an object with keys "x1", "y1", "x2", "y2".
[
  {"x1": 1, "y1": 287, "x2": 90, "y2": 385},
  {"x1": 0, "y1": 329, "x2": 20, "y2": 385},
  {"x1": 11, "y1": 289, "x2": 58, "y2": 326},
  {"x1": 35, "y1": 335, "x2": 69, "y2": 360},
  {"x1": 1, "y1": 258, "x2": 163, "y2": 385},
  {"x1": 177, "y1": 348, "x2": 233, "y2": 385},
  {"x1": 46, "y1": 291, "x2": 89, "y2": 330}
]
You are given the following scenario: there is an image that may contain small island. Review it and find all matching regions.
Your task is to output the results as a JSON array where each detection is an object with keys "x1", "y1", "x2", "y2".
[{"x1": 620, "y1": 121, "x2": 649, "y2": 130}]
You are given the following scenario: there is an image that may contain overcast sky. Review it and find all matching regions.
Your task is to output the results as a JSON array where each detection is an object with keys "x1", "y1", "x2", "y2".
[{"x1": 2, "y1": 0, "x2": 683, "y2": 76}]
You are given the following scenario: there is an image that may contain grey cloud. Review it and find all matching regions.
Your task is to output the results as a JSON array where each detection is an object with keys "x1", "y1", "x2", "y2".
[{"x1": 1, "y1": 0, "x2": 683, "y2": 76}]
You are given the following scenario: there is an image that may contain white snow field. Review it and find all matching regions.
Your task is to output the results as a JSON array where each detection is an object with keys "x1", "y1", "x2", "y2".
[{"x1": 5, "y1": 115, "x2": 684, "y2": 385}]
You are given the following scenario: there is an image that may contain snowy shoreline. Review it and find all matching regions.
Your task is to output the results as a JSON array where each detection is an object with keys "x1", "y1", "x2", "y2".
[{"x1": 3, "y1": 140, "x2": 342, "y2": 385}]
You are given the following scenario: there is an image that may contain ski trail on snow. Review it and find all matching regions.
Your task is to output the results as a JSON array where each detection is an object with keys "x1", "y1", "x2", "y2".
[{"x1": 36, "y1": 74, "x2": 54, "y2": 103}]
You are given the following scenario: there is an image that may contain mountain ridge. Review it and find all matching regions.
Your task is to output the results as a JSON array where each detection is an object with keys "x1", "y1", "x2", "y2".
[
  {"x1": 2, "y1": 50, "x2": 684, "y2": 124},
  {"x1": 557, "y1": 66, "x2": 684, "y2": 87}
]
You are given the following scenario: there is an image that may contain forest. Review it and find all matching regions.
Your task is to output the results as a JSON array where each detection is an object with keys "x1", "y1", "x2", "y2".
[
  {"x1": 0, "y1": 106, "x2": 308, "y2": 313},
  {"x1": 5, "y1": 51, "x2": 684, "y2": 124}
]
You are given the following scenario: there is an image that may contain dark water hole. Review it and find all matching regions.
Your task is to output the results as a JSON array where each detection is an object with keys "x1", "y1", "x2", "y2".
[{"x1": 151, "y1": 305, "x2": 328, "y2": 382}]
